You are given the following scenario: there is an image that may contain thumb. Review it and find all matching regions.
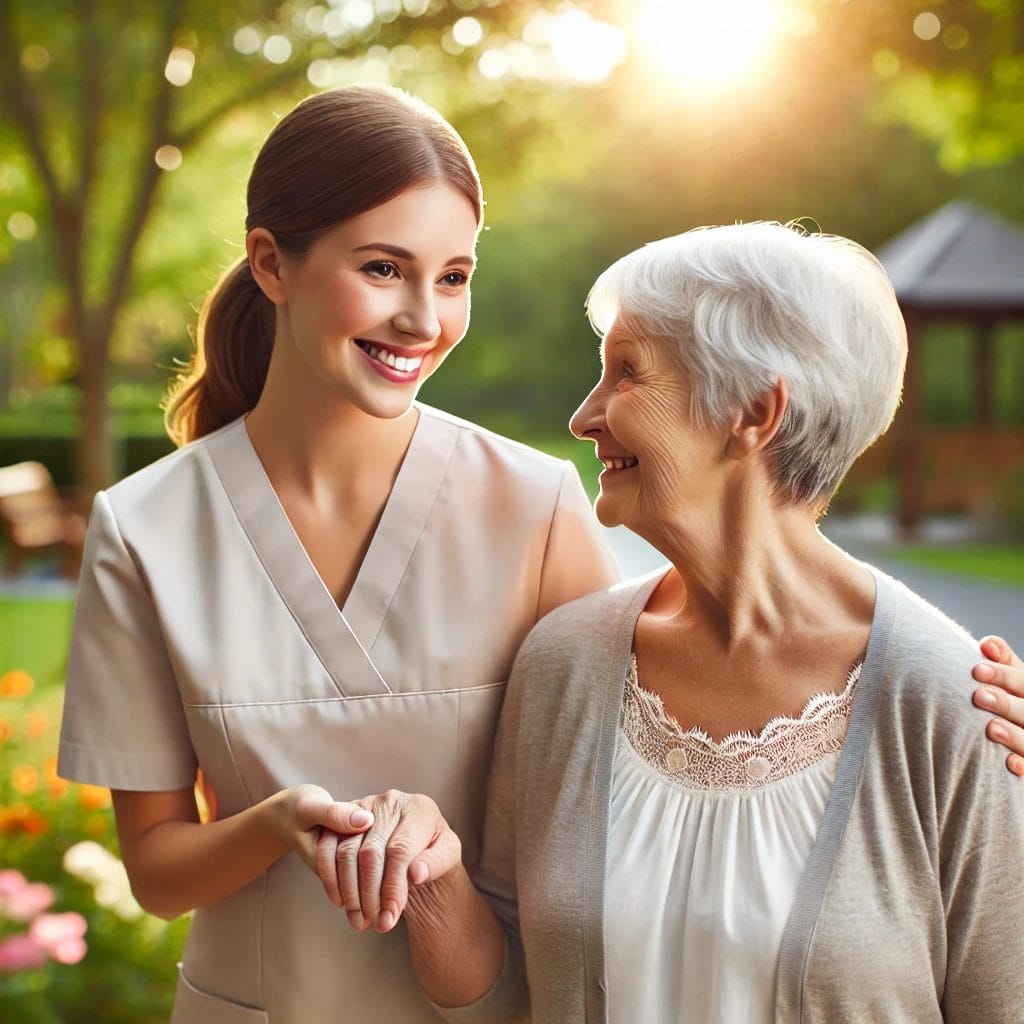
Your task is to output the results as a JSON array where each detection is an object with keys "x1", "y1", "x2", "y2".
[
  {"x1": 409, "y1": 828, "x2": 461, "y2": 886},
  {"x1": 323, "y1": 801, "x2": 374, "y2": 835}
]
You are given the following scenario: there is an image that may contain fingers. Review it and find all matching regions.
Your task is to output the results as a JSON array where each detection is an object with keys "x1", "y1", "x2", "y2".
[
  {"x1": 315, "y1": 828, "x2": 344, "y2": 908},
  {"x1": 359, "y1": 792, "x2": 437, "y2": 932},
  {"x1": 409, "y1": 825, "x2": 462, "y2": 887},
  {"x1": 337, "y1": 831, "x2": 368, "y2": 931},
  {"x1": 327, "y1": 791, "x2": 448, "y2": 934},
  {"x1": 977, "y1": 635, "x2": 1023, "y2": 669},
  {"x1": 295, "y1": 794, "x2": 373, "y2": 834}
]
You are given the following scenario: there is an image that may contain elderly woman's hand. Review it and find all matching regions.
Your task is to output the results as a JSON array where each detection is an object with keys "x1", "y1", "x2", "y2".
[
  {"x1": 972, "y1": 636, "x2": 1024, "y2": 777},
  {"x1": 315, "y1": 790, "x2": 461, "y2": 933}
]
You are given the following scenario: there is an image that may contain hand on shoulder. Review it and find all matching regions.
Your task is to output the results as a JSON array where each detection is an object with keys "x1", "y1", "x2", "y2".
[{"x1": 973, "y1": 636, "x2": 1024, "y2": 777}]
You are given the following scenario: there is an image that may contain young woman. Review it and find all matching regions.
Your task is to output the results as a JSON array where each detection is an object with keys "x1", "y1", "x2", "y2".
[
  {"x1": 58, "y1": 85, "x2": 1022, "y2": 1023},
  {"x1": 57, "y1": 85, "x2": 616, "y2": 1022}
]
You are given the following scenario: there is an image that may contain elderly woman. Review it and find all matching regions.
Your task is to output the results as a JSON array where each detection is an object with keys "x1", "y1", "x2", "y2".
[{"x1": 320, "y1": 223, "x2": 1024, "y2": 1022}]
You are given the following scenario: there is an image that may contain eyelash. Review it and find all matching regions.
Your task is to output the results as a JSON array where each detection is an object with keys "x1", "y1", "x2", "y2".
[{"x1": 361, "y1": 262, "x2": 469, "y2": 288}]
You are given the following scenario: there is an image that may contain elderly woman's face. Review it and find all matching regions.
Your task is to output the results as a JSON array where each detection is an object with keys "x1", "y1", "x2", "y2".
[{"x1": 570, "y1": 316, "x2": 726, "y2": 536}]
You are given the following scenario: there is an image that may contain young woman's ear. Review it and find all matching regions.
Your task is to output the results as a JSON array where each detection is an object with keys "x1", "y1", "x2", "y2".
[
  {"x1": 725, "y1": 378, "x2": 788, "y2": 460},
  {"x1": 246, "y1": 228, "x2": 288, "y2": 305}
]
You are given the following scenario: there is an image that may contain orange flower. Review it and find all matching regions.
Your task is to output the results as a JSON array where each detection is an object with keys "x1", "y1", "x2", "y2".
[
  {"x1": 0, "y1": 670, "x2": 34, "y2": 698},
  {"x1": 11, "y1": 765, "x2": 39, "y2": 795},
  {"x1": 43, "y1": 756, "x2": 69, "y2": 800},
  {"x1": 0, "y1": 804, "x2": 48, "y2": 836},
  {"x1": 27, "y1": 712, "x2": 49, "y2": 739},
  {"x1": 78, "y1": 784, "x2": 111, "y2": 810}
]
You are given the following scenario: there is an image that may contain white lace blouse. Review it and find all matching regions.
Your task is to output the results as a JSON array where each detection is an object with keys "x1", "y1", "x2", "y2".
[{"x1": 604, "y1": 656, "x2": 860, "y2": 1023}]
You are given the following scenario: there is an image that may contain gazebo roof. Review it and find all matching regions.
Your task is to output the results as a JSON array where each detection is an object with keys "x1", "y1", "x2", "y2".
[{"x1": 876, "y1": 200, "x2": 1024, "y2": 316}]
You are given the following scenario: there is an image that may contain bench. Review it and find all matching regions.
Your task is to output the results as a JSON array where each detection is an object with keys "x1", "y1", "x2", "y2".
[{"x1": 0, "y1": 461, "x2": 87, "y2": 579}]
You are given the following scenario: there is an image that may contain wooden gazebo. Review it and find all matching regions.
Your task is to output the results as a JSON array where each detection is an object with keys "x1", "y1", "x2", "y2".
[{"x1": 875, "y1": 201, "x2": 1024, "y2": 533}]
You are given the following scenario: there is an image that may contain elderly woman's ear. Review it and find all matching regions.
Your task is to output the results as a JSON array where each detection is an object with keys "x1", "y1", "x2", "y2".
[{"x1": 725, "y1": 378, "x2": 789, "y2": 460}]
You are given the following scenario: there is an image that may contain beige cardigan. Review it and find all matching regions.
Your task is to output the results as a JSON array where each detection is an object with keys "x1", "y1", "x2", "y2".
[{"x1": 439, "y1": 568, "x2": 1024, "y2": 1023}]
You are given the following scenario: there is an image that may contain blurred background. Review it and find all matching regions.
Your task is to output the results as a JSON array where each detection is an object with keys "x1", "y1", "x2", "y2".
[{"x1": 0, "y1": 0, "x2": 1021, "y2": 1018}]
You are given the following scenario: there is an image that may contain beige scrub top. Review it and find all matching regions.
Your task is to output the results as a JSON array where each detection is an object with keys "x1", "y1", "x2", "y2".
[{"x1": 58, "y1": 405, "x2": 619, "y2": 1024}]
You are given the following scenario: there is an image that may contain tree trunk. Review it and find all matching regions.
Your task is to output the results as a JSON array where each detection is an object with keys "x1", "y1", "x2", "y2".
[{"x1": 77, "y1": 327, "x2": 115, "y2": 497}]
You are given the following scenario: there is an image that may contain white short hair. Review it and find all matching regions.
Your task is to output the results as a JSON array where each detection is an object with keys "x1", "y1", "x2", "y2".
[{"x1": 586, "y1": 222, "x2": 908, "y2": 508}]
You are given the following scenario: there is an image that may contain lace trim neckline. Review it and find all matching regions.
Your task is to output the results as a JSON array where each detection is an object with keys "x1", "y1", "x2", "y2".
[{"x1": 620, "y1": 655, "x2": 861, "y2": 791}]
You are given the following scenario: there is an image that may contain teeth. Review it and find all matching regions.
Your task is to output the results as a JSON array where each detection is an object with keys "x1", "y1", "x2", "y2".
[
  {"x1": 362, "y1": 343, "x2": 423, "y2": 373},
  {"x1": 600, "y1": 457, "x2": 639, "y2": 471}
]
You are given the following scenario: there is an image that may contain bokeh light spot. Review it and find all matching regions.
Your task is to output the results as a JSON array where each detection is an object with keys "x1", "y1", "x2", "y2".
[
  {"x1": 346, "y1": 0, "x2": 376, "y2": 31},
  {"x1": 6, "y1": 212, "x2": 37, "y2": 241},
  {"x1": 913, "y1": 12, "x2": 941, "y2": 41},
  {"x1": 233, "y1": 26, "x2": 262, "y2": 55},
  {"x1": 305, "y1": 6, "x2": 328, "y2": 34},
  {"x1": 307, "y1": 59, "x2": 335, "y2": 88},
  {"x1": 376, "y1": 0, "x2": 403, "y2": 23},
  {"x1": 873, "y1": 49, "x2": 900, "y2": 78},
  {"x1": 263, "y1": 35, "x2": 293, "y2": 64},
  {"x1": 478, "y1": 48, "x2": 511, "y2": 79},
  {"x1": 155, "y1": 145, "x2": 183, "y2": 171},
  {"x1": 453, "y1": 17, "x2": 484, "y2": 48},
  {"x1": 21, "y1": 45, "x2": 50, "y2": 72},
  {"x1": 943, "y1": 25, "x2": 969, "y2": 50},
  {"x1": 164, "y1": 47, "x2": 195, "y2": 86}
]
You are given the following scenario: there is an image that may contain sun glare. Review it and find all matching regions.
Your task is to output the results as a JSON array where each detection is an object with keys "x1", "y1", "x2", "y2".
[{"x1": 636, "y1": 0, "x2": 780, "y2": 91}]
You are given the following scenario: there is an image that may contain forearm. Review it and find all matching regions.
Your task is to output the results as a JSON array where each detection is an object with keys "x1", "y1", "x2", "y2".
[
  {"x1": 115, "y1": 790, "x2": 292, "y2": 919},
  {"x1": 404, "y1": 864, "x2": 508, "y2": 1009}
]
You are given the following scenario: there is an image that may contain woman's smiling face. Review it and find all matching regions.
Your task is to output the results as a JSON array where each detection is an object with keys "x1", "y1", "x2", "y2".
[
  {"x1": 570, "y1": 316, "x2": 727, "y2": 536},
  {"x1": 262, "y1": 182, "x2": 479, "y2": 420}
]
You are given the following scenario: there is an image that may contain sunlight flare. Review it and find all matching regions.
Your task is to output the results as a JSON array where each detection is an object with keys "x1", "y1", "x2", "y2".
[{"x1": 636, "y1": 0, "x2": 780, "y2": 92}]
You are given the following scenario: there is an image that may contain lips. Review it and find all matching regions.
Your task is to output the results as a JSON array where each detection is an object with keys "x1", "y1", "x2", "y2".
[{"x1": 355, "y1": 339, "x2": 424, "y2": 373}]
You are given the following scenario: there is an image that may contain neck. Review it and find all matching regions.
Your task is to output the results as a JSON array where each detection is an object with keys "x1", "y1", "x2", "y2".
[
  {"x1": 640, "y1": 485, "x2": 873, "y2": 647},
  {"x1": 244, "y1": 356, "x2": 418, "y2": 497}
]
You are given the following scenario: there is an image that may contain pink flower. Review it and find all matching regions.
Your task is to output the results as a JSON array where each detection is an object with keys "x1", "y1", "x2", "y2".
[
  {"x1": 0, "y1": 869, "x2": 27, "y2": 897},
  {"x1": 0, "y1": 934, "x2": 47, "y2": 972},
  {"x1": 29, "y1": 912, "x2": 88, "y2": 965},
  {"x1": 1, "y1": 880, "x2": 54, "y2": 922}
]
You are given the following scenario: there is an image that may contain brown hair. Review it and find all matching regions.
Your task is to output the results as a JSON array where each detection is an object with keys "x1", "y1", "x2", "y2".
[{"x1": 163, "y1": 84, "x2": 483, "y2": 445}]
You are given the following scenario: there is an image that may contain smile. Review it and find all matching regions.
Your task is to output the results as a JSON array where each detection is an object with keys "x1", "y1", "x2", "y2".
[
  {"x1": 599, "y1": 457, "x2": 639, "y2": 471},
  {"x1": 355, "y1": 340, "x2": 424, "y2": 373}
]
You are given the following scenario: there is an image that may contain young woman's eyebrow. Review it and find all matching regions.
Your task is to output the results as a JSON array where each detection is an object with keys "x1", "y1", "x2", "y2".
[{"x1": 352, "y1": 242, "x2": 475, "y2": 267}]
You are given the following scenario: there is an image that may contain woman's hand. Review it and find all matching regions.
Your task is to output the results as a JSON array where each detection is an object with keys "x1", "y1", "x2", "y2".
[
  {"x1": 314, "y1": 790, "x2": 461, "y2": 934},
  {"x1": 272, "y1": 784, "x2": 375, "y2": 872},
  {"x1": 972, "y1": 636, "x2": 1024, "y2": 777}
]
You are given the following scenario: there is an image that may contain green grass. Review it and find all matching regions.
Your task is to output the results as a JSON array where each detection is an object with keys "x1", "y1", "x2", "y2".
[
  {"x1": 0, "y1": 597, "x2": 75, "y2": 686},
  {"x1": 888, "y1": 545, "x2": 1024, "y2": 587}
]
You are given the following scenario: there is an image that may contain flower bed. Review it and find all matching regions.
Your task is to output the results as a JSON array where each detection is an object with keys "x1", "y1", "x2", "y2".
[{"x1": 0, "y1": 665, "x2": 188, "y2": 1022}]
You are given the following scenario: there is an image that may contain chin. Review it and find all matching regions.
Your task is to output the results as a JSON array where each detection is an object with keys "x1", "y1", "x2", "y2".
[{"x1": 593, "y1": 494, "x2": 624, "y2": 529}]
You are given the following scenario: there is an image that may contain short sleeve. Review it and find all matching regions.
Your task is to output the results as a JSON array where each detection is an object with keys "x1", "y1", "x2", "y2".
[
  {"x1": 58, "y1": 490, "x2": 197, "y2": 791},
  {"x1": 536, "y1": 463, "x2": 620, "y2": 621}
]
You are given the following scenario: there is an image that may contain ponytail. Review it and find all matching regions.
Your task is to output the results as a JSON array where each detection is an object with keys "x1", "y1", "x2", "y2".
[{"x1": 163, "y1": 258, "x2": 275, "y2": 446}]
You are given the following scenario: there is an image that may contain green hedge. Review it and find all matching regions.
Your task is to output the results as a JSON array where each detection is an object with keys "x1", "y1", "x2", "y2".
[{"x1": 0, "y1": 437, "x2": 176, "y2": 489}]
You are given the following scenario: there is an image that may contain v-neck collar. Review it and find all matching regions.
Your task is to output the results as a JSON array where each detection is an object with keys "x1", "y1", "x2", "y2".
[{"x1": 203, "y1": 409, "x2": 459, "y2": 699}]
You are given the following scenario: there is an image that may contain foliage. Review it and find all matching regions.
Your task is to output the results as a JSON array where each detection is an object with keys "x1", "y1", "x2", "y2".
[
  {"x1": 888, "y1": 543, "x2": 1024, "y2": 585},
  {"x1": 874, "y1": 0, "x2": 1024, "y2": 170},
  {"x1": 0, "y1": 661, "x2": 188, "y2": 1022}
]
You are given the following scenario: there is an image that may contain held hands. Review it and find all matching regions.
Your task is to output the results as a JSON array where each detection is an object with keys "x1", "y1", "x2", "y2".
[
  {"x1": 313, "y1": 790, "x2": 461, "y2": 934},
  {"x1": 272, "y1": 784, "x2": 375, "y2": 872},
  {"x1": 973, "y1": 636, "x2": 1024, "y2": 777}
]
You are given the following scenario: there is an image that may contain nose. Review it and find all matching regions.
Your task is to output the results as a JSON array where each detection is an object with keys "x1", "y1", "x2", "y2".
[
  {"x1": 569, "y1": 383, "x2": 605, "y2": 441},
  {"x1": 393, "y1": 286, "x2": 441, "y2": 342}
]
